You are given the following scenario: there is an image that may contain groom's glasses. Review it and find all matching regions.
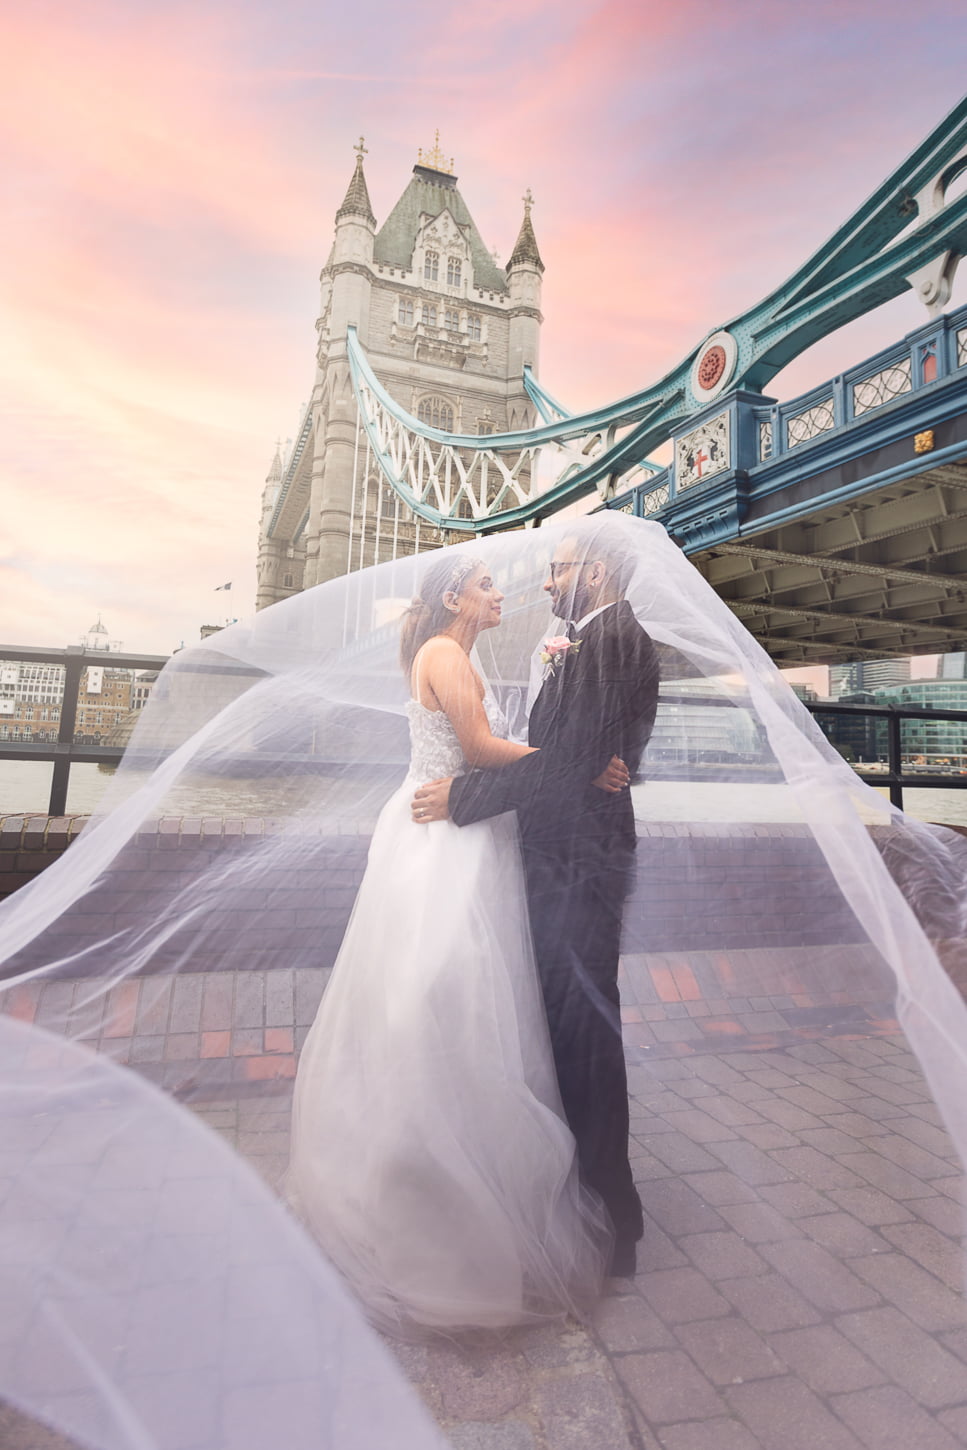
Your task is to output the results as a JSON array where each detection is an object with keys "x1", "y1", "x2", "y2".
[{"x1": 548, "y1": 560, "x2": 590, "y2": 581}]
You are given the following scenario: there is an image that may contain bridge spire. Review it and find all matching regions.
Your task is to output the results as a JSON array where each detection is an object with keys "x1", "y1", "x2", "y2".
[
  {"x1": 508, "y1": 187, "x2": 544, "y2": 273},
  {"x1": 336, "y1": 137, "x2": 376, "y2": 226}
]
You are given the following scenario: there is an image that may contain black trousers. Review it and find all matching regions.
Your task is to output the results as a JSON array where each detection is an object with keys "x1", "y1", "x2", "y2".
[{"x1": 523, "y1": 840, "x2": 643, "y2": 1245}]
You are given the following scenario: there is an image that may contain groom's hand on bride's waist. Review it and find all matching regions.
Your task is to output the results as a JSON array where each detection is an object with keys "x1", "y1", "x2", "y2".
[{"x1": 412, "y1": 777, "x2": 453, "y2": 823}]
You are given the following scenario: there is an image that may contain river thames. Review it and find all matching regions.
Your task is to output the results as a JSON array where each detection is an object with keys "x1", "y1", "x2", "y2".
[{"x1": 1, "y1": 759, "x2": 966, "y2": 829}]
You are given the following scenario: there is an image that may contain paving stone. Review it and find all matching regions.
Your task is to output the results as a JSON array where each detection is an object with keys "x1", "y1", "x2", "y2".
[
  {"x1": 767, "y1": 1325, "x2": 885, "y2": 1394},
  {"x1": 705, "y1": 1141, "x2": 793, "y2": 1187},
  {"x1": 835, "y1": 1305, "x2": 967, "y2": 1409},
  {"x1": 827, "y1": 1186, "x2": 915, "y2": 1226},
  {"x1": 799, "y1": 1126, "x2": 871, "y2": 1157},
  {"x1": 678, "y1": 1232, "x2": 768, "y2": 1281},
  {"x1": 758, "y1": 1239, "x2": 881, "y2": 1314},
  {"x1": 196, "y1": 977, "x2": 231, "y2": 1034},
  {"x1": 767, "y1": 1147, "x2": 865, "y2": 1191},
  {"x1": 736, "y1": 1123, "x2": 806, "y2": 1151},
  {"x1": 795, "y1": 1212, "x2": 886, "y2": 1257},
  {"x1": 656, "y1": 1417, "x2": 764, "y2": 1450},
  {"x1": 639, "y1": 1216, "x2": 691, "y2": 1271},
  {"x1": 614, "y1": 1350, "x2": 726, "y2": 1424},
  {"x1": 848, "y1": 1075, "x2": 929, "y2": 1107},
  {"x1": 886, "y1": 1114, "x2": 959, "y2": 1161},
  {"x1": 593, "y1": 1292, "x2": 676, "y2": 1352},
  {"x1": 694, "y1": 1097, "x2": 766, "y2": 1129},
  {"x1": 717, "y1": 1273, "x2": 822, "y2": 1333},
  {"x1": 758, "y1": 1180, "x2": 833, "y2": 1218},
  {"x1": 675, "y1": 1078, "x2": 718, "y2": 1100},
  {"x1": 232, "y1": 974, "x2": 264, "y2": 1030},
  {"x1": 939, "y1": 1327, "x2": 967, "y2": 1364},
  {"x1": 293, "y1": 967, "x2": 326, "y2": 1024},
  {"x1": 632, "y1": 1149, "x2": 678, "y2": 1182},
  {"x1": 776, "y1": 1085, "x2": 846, "y2": 1117},
  {"x1": 448, "y1": 1422, "x2": 537, "y2": 1450},
  {"x1": 264, "y1": 969, "x2": 294, "y2": 1027},
  {"x1": 817, "y1": 1111, "x2": 891, "y2": 1140},
  {"x1": 838, "y1": 1151, "x2": 938, "y2": 1201},
  {"x1": 688, "y1": 1056, "x2": 747, "y2": 1087},
  {"x1": 878, "y1": 1221, "x2": 963, "y2": 1291},
  {"x1": 906, "y1": 1195, "x2": 966, "y2": 1236},
  {"x1": 640, "y1": 1132, "x2": 722, "y2": 1174},
  {"x1": 796, "y1": 1070, "x2": 870, "y2": 1104},
  {"x1": 868, "y1": 1134, "x2": 959, "y2": 1182},
  {"x1": 726, "y1": 1376, "x2": 865, "y2": 1450},
  {"x1": 937, "y1": 1406, "x2": 967, "y2": 1440},
  {"x1": 681, "y1": 1171, "x2": 758, "y2": 1207},
  {"x1": 748, "y1": 1097, "x2": 825, "y2": 1132},
  {"x1": 673, "y1": 1317, "x2": 785, "y2": 1386},
  {"x1": 661, "y1": 1109, "x2": 739, "y2": 1144},
  {"x1": 638, "y1": 1179, "x2": 726, "y2": 1237},
  {"x1": 169, "y1": 975, "x2": 203, "y2": 1033},
  {"x1": 134, "y1": 978, "x2": 173, "y2": 1035},
  {"x1": 533, "y1": 1370, "x2": 633, "y2": 1450},
  {"x1": 849, "y1": 1253, "x2": 967, "y2": 1332},
  {"x1": 638, "y1": 1268, "x2": 731, "y2": 1324},
  {"x1": 717, "y1": 1202, "x2": 803, "y2": 1243},
  {"x1": 830, "y1": 1384, "x2": 962, "y2": 1450},
  {"x1": 844, "y1": 1095, "x2": 906, "y2": 1123}
]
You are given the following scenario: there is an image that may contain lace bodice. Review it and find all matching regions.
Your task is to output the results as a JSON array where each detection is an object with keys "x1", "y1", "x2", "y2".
[{"x1": 406, "y1": 697, "x2": 506, "y2": 782}]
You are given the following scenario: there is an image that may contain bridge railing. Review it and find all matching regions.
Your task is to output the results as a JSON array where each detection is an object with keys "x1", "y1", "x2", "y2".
[
  {"x1": 0, "y1": 644, "x2": 170, "y2": 815},
  {"x1": 2, "y1": 640, "x2": 966, "y2": 820},
  {"x1": 611, "y1": 298, "x2": 967, "y2": 518},
  {"x1": 806, "y1": 699, "x2": 967, "y2": 810}
]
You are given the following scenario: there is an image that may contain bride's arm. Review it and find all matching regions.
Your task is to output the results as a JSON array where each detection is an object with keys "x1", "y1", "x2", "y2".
[{"x1": 418, "y1": 638, "x2": 536, "y2": 770}]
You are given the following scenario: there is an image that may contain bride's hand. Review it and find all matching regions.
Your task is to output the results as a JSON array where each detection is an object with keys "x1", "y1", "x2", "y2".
[
  {"x1": 592, "y1": 755, "x2": 630, "y2": 793},
  {"x1": 412, "y1": 777, "x2": 453, "y2": 823}
]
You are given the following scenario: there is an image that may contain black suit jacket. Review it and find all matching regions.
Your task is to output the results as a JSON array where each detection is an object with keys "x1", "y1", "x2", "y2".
[{"x1": 449, "y1": 600, "x2": 660, "y2": 857}]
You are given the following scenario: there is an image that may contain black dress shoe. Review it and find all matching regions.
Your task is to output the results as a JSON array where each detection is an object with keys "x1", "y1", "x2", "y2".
[{"x1": 609, "y1": 1239, "x2": 637, "y2": 1278}]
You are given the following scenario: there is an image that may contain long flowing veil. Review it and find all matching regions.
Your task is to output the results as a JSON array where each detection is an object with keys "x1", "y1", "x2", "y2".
[{"x1": 1, "y1": 513, "x2": 965, "y2": 1445}]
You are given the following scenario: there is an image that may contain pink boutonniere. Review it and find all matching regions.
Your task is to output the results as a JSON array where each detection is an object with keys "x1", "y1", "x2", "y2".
[{"x1": 539, "y1": 634, "x2": 581, "y2": 678}]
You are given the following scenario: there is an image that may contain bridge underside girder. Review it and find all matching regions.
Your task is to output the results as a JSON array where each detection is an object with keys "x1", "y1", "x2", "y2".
[{"x1": 693, "y1": 462, "x2": 967, "y2": 664}]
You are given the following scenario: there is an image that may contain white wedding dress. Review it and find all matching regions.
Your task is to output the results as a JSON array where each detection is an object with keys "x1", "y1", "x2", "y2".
[{"x1": 287, "y1": 697, "x2": 609, "y2": 1334}]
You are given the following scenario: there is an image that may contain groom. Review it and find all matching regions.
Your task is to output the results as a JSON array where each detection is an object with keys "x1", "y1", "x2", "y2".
[{"x1": 411, "y1": 524, "x2": 660, "y2": 1275}]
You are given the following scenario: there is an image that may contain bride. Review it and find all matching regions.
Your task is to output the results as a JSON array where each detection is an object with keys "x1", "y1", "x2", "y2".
[{"x1": 286, "y1": 549, "x2": 624, "y2": 1335}]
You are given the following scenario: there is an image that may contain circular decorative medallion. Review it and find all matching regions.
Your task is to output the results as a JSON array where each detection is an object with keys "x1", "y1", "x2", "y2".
[
  {"x1": 689, "y1": 330, "x2": 738, "y2": 404},
  {"x1": 697, "y1": 345, "x2": 727, "y2": 391}
]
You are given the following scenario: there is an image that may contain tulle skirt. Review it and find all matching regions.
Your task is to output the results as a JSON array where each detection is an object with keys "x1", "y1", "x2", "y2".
[{"x1": 286, "y1": 779, "x2": 609, "y2": 1335}]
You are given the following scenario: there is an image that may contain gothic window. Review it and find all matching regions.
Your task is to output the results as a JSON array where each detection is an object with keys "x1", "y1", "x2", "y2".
[
  {"x1": 424, "y1": 250, "x2": 439, "y2": 282},
  {"x1": 398, "y1": 298, "x2": 414, "y2": 326},
  {"x1": 444, "y1": 307, "x2": 459, "y2": 330},
  {"x1": 422, "y1": 303, "x2": 437, "y2": 328},
  {"x1": 467, "y1": 313, "x2": 482, "y2": 342},
  {"x1": 447, "y1": 256, "x2": 462, "y2": 287},
  {"x1": 477, "y1": 421, "x2": 494, "y2": 435},
  {"x1": 283, "y1": 573, "x2": 294, "y2": 589},
  {"x1": 418, "y1": 397, "x2": 455, "y2": 431}
]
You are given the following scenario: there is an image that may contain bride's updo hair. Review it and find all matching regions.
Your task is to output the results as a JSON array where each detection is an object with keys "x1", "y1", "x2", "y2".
[{"x1": 399, "y1": 550, "x2": 484, "y2": 676}]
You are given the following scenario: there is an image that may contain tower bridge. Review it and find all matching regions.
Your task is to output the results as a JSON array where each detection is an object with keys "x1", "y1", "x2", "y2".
[{"x1": 261, "y1": 101, "x2": 967, "y2": 665}]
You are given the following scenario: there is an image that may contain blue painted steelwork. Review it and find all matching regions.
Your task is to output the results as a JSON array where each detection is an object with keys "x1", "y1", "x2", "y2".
[
  {"x1": 351, "y1": 96, "x2": 967, "y2": 531},
  {"x1": 610, "y1": 302, "x2": 967, "y2": 552}
]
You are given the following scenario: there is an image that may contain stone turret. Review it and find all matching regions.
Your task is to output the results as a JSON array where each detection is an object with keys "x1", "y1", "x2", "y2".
[
  {"x1": 259, "y1": 137, "x2": 547, "y2": 601},
  {"x1": 506, "y1": 190, "x2": 544, "y2": 383}
]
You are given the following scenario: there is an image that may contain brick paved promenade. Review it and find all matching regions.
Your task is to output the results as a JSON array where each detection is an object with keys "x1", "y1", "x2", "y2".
[{"x1": 3, "y1": 952, "x2": 966, "y2": 1449}]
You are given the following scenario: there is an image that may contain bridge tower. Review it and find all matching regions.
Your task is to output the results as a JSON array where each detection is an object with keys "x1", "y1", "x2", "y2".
[{"x1": 257, "y1": 137, "x2": 544, "y2": 607}]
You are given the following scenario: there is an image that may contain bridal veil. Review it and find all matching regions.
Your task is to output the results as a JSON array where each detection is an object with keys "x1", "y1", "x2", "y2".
[{"x1": 1, "y1": 513, "x2": 965, "y2": 1448}]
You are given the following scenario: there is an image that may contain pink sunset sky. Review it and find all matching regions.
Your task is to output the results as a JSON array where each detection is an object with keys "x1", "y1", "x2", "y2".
[{"x1": 2, "y1": 0, "x2": 966, "y2": 672}]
